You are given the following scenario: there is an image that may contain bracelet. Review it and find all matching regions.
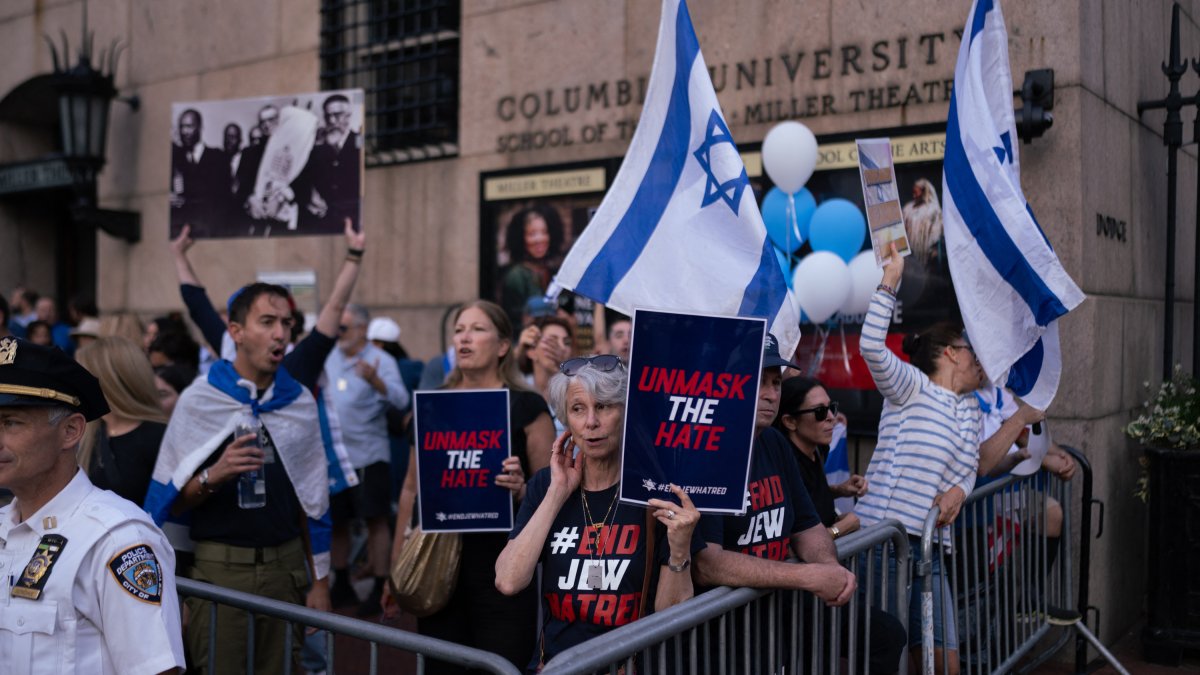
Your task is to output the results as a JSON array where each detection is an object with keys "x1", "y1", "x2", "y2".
[
  {"x1": 876, "y1": 283, "x2": 897, "y2": 297},
  {"x1": 347, "y1": 247, "x2": 365, "y2": 257},
  {"x1": 345, "y1": 255, "x2": 362, "y2": 264}
]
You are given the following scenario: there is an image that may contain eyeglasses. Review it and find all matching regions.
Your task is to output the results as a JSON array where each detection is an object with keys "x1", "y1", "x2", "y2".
[
  {"x1": 559, "y1": 354, "x2": 623, "y2": 376},
  {"x1": 792, "y1": 401, "x2": 839, "y2": 422},
  {"x1": 948, "y1": 344, "x2": 976, "y2": 356}
]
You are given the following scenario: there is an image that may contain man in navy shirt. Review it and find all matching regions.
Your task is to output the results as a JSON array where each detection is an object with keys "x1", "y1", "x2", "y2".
[{"x1": 693, "y1": 334, "x2": 856, "y2": 600}]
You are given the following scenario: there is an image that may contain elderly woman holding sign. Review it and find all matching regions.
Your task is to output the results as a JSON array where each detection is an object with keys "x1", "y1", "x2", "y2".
[
  {"x1": 387, "y1": 300, "x2": 555, "y2": 673},
  {"x1": 495, "y1": 355, "x2": 703, "y2": 671}
]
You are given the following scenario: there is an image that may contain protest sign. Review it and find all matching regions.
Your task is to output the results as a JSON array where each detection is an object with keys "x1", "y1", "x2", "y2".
[
  {"x1": 414, "y1": 389, "x2": 514, "y2": 533},
  {"x1": 856, "y1": 137, "x2": 912, "y2": 264},
  {"x1": 169, "y1": 88, "x2": 363, "y2": 240},
  {"x1": 619, "y1": 309, "x2": 765, "y2": 513}
]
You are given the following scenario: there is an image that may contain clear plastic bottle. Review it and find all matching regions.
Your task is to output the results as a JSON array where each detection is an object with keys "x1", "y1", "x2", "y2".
[{"x1": 234, "y1": 412, "x2": 267, "y2": 509}]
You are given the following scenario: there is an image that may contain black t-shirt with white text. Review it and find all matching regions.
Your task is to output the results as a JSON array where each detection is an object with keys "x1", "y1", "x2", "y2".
[
  {"x1": 698, "y1": 427, "x2": 821, "y2": 560},
  {"x1": 510, "y1": 468, "x2": 705, "y2": 670}
]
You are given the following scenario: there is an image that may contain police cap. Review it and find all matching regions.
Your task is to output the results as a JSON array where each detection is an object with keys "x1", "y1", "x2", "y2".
[{"x1": 0, "y1": 337, "x2": 109, "y2": 421}]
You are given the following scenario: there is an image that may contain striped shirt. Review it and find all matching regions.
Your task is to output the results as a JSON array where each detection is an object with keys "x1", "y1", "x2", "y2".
[{"x1": 854, "y1": 290, "x2": 981, "y2": 538}]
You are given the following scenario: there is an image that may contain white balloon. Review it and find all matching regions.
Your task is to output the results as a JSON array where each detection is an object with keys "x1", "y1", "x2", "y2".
[
  {"x1": 843, "y1": 251, "x2": 885, "y2": 315},
  {"x1": 761, "y1": 122, "x2": 819, "y2": 193},
  {"x1": 792, "y1": 252, "x2": 852, "y2": 324}
]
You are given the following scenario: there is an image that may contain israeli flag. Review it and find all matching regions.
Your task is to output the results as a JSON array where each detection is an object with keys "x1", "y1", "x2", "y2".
[
  {"x1": 825, "y1": 422, "x2": 854, "y2": 515},
  {"x1": 942, "y1": 0, "x2": 1084, "y2": 410},
  {"x1": 549, "y1": 0, "x2": 801, "y2": 355}
]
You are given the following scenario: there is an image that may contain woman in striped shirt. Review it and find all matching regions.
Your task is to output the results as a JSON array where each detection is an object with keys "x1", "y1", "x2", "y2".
[{"x1": 855, "y1": 244, "x2": 985, "y2": 675}]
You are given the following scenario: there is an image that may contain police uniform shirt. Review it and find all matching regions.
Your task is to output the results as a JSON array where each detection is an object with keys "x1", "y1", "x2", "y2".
[{"x1": 0, "y1": 470, "x2": 186, "y2": 675}]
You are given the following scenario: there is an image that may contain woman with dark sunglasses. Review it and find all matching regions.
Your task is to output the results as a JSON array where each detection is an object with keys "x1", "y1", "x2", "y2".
[
  {"x1": 856, "y1": 244, "x2": 987, "y2": 675},
  {"x1": 774, "y1": 376, "x2": 865, "y2": 540},
  {"x1": 385, "y1": 300, "x2": 556, "y2": 673},
  {"x1": 495, "y1": 355, "x2": 704, "y2": 672}
]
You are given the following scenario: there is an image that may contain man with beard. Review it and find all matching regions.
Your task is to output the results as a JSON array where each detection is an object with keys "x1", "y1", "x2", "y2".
[
  {"x1": 902, "y1": 178, "x2": 944, "y2": 269},
  {"x1": 170, "y1": 109, "x2": 229, "y2": 237},
  {"x1": 302, "y1": 94, "x2": 362, "y2": 232}
]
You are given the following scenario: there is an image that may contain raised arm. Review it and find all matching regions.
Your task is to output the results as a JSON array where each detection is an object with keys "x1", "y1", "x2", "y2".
[
  {"x1": 171, "y1": 225, "x2": 228, "y2": 352},
  {"x1": 859, "y1": 245, "x2": 924, "y2": 406},
  {"x1": 978, "y1": 399, "x2": 1044, "y2": 477},
  {"x1": 313, "y1": 218, "x2": 366, "y2": 339}
]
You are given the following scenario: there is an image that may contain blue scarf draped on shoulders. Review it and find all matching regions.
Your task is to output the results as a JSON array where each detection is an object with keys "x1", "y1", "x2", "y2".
[{"x1": 207, "y1": 359, "x2": 301, "y2": 414}]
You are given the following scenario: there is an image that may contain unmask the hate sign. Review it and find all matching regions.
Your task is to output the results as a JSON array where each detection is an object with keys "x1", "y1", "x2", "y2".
[
  {"x1": 414, "y1": 389, "x2": 514, "y2": 532},
  {"x1": 619, "y1": 309, "x2": 765, "y2": 513}
]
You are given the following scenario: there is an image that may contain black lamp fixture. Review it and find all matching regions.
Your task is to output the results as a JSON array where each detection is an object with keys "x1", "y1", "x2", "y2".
[{"x1": 45, "y1": 1, "x2": 140, "y2": 242}]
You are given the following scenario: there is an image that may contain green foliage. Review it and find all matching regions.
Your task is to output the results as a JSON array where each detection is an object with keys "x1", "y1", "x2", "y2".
[{"x1": 1125, "y1": 365, "x2": 1200, "y2": 502}]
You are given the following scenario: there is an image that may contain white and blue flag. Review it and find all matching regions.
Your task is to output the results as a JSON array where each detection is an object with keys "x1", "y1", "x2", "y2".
[
  {"x1": 942, "y1": 0, "x2": 1084, "y2": 410},
  {"x1": 825, "y1": 422, "x2": 854, "y2": 515},
  {"x1": 549, "y1": 0, "x2": 801, "y2": 355}
]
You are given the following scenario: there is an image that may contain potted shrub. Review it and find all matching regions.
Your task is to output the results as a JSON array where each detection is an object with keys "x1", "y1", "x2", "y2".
[{"x1": 1126, "y1": 366, "x2": 1200, "y2": 665}]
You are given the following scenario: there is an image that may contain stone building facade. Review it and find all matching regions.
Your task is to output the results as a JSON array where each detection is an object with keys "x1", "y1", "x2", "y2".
[{"x1": 0, "y1": 0, "x2": 1194, "y2": 648}]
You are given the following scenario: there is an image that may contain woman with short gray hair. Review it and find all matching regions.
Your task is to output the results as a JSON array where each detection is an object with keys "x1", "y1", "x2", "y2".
[{"x1": 496, "y1": 355, "x2": 704, "y2": 671}]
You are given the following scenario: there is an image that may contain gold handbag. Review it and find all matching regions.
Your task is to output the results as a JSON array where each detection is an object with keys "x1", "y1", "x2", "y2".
[{"x1": 389, "y1": 528, "x2": 462, "y2": 617}]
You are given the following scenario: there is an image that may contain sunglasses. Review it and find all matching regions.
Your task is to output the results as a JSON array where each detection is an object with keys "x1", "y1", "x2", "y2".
[
  {"x1": 559, "y1": 354, "x2": 623, "y2": 376},
  {"x1": 792, "y1": 401, "x2": 839, "y2": 422}
]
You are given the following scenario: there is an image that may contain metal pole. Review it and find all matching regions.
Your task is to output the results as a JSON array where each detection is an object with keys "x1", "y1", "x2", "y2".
[{"x1": 1137, "y1": 2, "x2": 1189, "y2": 380}]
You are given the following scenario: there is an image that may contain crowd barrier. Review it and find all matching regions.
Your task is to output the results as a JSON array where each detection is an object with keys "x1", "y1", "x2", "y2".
[
  {"x1": 176, "y1": 577, "x2": 522, "y2": 675},
  {"x1": 175, "y1": 446, "x2": 1121, "y2": 675},
  {"x1": 916, "y1": 445, "x2": 1125, "y2": 675},
  {"x1": 541, "y1": 518, "x2": 912, "y2": 674}
]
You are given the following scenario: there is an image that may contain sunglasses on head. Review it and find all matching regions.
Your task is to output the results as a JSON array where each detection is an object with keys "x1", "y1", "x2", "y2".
[
  {"x1": 792, "y1": 401, "x2": 839, "y2": 422},
  {"x1": 559, "y1": 354, "x2": 623, "y2": 376}
]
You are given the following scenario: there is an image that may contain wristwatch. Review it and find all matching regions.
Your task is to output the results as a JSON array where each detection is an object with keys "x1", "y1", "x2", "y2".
[
  {"x1": 667, "y1": 557, "x2": 691, "y2": 573},
  {"x1": 198, "y1": 468, "x2": 214, "y2": 493},
  {"x1": 829, "y1": 525, "x2": 842, "y2": 539}
]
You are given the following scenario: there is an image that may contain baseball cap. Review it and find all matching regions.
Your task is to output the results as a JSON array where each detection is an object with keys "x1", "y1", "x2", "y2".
[
  {"x1": 367, "y1": 317, "x2": 401, "y2": 343},
  {"x1": 762, "y1": 332, "x2": 800, "y2": 370}
]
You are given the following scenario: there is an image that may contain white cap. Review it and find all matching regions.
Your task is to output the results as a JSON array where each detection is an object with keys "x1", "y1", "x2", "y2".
[{"x1": 367, "y1": 317, "x2": 401, "y2": 342}]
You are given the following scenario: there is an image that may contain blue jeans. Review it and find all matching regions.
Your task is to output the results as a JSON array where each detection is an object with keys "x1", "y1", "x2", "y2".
[{"x1": 870, "y1": 538, "x2": 957, "y2": 650}]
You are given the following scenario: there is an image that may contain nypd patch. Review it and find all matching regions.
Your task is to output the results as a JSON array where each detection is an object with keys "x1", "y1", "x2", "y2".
[{"x1": 107, "y1": 544, "x2": 163, "y2": 604}]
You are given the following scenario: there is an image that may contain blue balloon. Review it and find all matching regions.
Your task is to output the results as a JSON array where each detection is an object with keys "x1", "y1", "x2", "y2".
[
  {"x1": 809, "y1": 198, "x2": 866, "y2": 262},
  {"x1": 762, "y1": 187, "x2": 816, "y2": 254},
  {"x1": 774, "y1": 247, "x2": 794, "y2": 289}
]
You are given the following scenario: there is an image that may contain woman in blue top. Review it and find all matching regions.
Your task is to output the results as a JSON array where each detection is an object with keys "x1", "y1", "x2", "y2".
[{"x1": 854, "y1": 244, "x2": 986, "y2": 675}]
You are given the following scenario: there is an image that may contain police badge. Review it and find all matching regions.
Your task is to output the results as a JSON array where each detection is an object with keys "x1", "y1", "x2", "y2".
[
  {"x1": 12, "y1": 534, "x2": 67, "y2": 600},
  {"x1": 107, "y1": 544, "x2": 163, "y2": 604}
]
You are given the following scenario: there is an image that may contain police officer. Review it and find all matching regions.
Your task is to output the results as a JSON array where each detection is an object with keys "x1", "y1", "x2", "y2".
[{"x1": 0, "y1": 336, "x2": 185, "y2": 674}]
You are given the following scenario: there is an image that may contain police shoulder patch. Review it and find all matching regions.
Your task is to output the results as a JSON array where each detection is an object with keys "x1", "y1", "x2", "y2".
[{"x1": 107, "y1": 544, "x2": 163, "y2": 604}]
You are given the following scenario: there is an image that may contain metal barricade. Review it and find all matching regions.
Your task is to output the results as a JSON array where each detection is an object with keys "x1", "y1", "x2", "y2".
[
  {"x1": 917, "y1": 468, "x2": 1076, "y2": 674},
  {"x1": 176, "y1": 577, "x2": 522, "y2": 675},
  {"x1": 540, "y1": 519, "x2": 911, "y2": 674}
]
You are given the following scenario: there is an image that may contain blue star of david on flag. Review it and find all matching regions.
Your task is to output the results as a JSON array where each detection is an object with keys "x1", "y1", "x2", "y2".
[{"x1": 693, "y1": 109, "x2": 750, "y2": 214}]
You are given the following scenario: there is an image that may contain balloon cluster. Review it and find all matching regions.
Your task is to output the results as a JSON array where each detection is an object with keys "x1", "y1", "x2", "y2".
[{"x1": 761, "y1": 121, "x2": 882, "y2": 324}]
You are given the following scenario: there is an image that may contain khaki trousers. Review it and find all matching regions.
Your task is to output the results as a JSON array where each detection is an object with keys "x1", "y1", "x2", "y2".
[{"x1": 186, "y1": 538, "x2": 309, "y2": 674}]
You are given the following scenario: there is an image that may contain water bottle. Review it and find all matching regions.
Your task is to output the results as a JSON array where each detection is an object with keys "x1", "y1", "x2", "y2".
[{"x1": 234, "y1": 412, "x2": 267, "y2": 509}]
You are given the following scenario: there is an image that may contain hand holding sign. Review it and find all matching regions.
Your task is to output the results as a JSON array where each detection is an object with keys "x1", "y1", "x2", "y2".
[{"x1": 647, "y1": 484, "x2": 700, "y2": 562}]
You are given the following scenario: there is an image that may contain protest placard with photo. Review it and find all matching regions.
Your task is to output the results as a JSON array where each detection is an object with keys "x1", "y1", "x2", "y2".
[
  {"x1": 619, "y1": 309, "x2": 765, "y2": 513},
  {"x1": 414, "y1": 389, "x2": 514, "y2": 533},
  {"x1": 856, "y1": 137, "x2": 912, "y2": 264},
  {"x1": 169, "y1": 89, "x2": 363, "y2": 240}
]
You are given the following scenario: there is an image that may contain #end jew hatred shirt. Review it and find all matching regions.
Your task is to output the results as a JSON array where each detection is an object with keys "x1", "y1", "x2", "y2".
[
  {"x1": 699, "y1": 427, "x2": 822, "y2": 561},
  {"x1": 510, "y1": 468, "x2": 705, "y2": 667}
]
